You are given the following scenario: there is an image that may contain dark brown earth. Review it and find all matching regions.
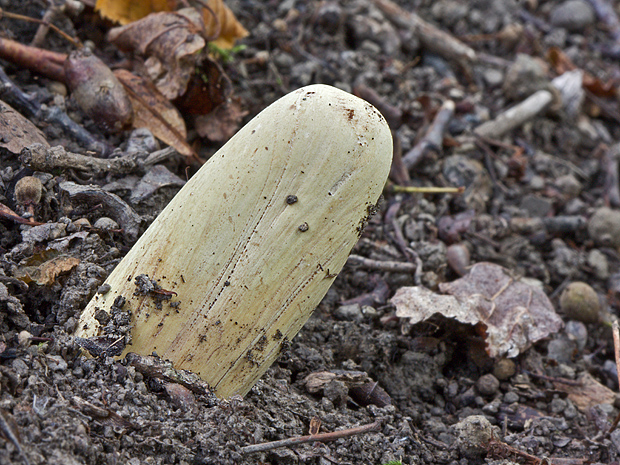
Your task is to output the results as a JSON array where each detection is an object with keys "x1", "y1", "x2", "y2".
[{"x1": 2, "y1": 0, "x2": 620, "y2": 464}]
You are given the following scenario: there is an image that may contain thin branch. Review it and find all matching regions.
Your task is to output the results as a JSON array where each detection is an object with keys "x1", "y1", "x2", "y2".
[{"x1": 241, "y1": 420, "x2": 381, "y2": 454}]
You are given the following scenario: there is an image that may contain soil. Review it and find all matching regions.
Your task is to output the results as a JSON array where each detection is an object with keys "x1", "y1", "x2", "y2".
[{"x1": 2, "y1": 0, "x2": 620, "y2": 464}]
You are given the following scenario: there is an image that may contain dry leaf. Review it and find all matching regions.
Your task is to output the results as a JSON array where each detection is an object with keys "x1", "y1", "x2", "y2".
[
  {"x1": 553, "y1": 372, "x2": 616, "y2": 412},
  {"x1": 175, "y1": 58, "x2": 232, "y2": 115},
  {"x1": 114, "y1": 69, "x2": 192, "y2": 156},
  {"x1": 108, "y1": 8, "x2": 206, "y2": 99},
  {"x1": 16, "y1": 255, "x2": 80, "y2": 286},
  {"x1": 0, "y1": 100, "x2": 48, "y2": 154},
  {"x1": 203, "y1": 0, "x2": 249, "y2": 49},
  {"x1": 194, "y1": 99, "x2": 248, "y2": 142},
  {"x1": 96, "y1": 0, "x2": 248, "y2": 49},
  {"x1": 548, "y1": 47, "x2": 617, "y2": 98},
  {"x1": 95, "y1": 0, "x2": 173, "y2": 25},
  {"x1": 391, "y1": 262, "x2": 564, "y2": 358}
]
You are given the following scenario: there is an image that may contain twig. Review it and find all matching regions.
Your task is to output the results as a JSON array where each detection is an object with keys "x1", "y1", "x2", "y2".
[
  {"x1": 390, "y1": 185, "x2": 463, "y2": 194},
  {"x1": 373, "y1": 0, "x2": 476, "y2": 68},
  {"x1": 0, "y1": 37, "x2": 66, "y2": 82},
  {"x1": 403, "y1": 100, "x2": 455, "y2": 170},
  {"x1": 474, "y1": 89, "x2": 554, "y2": 139},
  {"x1": 241, "y1": 420, "x2": 381, "y2": 454},
  {"x1": 609, "y1": 319, "x2": 620, "y2": 434},
  {"x1": 353, "y1": 84, "x2": 402, "y2": 129},
  {"x1": 347, "y1": 254, "x2": 417, "y2": 273},
  {"x1": 20, "y1": 144, "x2": 138, "y2": 175},
  {"x1": 0, "y1": 203, "x2": 43, "y2": 226},
  {"x1": 389, "y1": 131, "x2": 410, "y2": 185},
  {"x1": 0, "y1": 6, "x2": 80, "y2": 47}
]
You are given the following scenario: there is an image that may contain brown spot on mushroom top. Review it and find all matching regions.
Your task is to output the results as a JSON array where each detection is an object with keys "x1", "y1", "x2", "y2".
[{"x1": 347, "y1": 109, "x2": 355, "y2": 120}]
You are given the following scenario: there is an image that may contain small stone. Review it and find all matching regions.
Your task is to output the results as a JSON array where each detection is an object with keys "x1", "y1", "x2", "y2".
[
  {"x1": 94, "y1": 217, "x2": 119, "y2": 230},
  {"x1": 476, "y1": 374, "x2": 500, "y2": 396},
  {"x1": 503, "y1": 54, "x2": 549, "y2": 101},
  {"x1": 504, "y1": 391, "x2": 519, "y2": 404},
  {"x1": 333, "y1": 304, "x2": 363, "y2": 322},
  {"x1": 565, "y1": 320, "x2": 588, "y2": 351},
  {"x1": 547, "y1": 339, "x2": 575, "y2": 364},
  {"x1": 588, "y1": 207, "x2": 620, "y2": 248},
  {"x1": 482, "y1": 68, "x2": 504, "y2": 88},
  {"x1": 554, "y1": 174, "x2": 581, "y2": 198},
  {"x1": 550, "y1": 0, "x2": 595, "y2": 32},
  {"x1": 549, "y1": 397, "x2": 567, "y2": 414},
  {"x1": 46, "y1": 354, "x2": 68, "y2": 371},
  {"x1": 587, "y1": 249, "x2": 609, "y2": 280},
  {"x1": 493, "y1": 358, "x2": 516, "y2": 380},
  {"x1": 559, "y1": 281, "x2": 600, "y2": 324},
  {"x1": 17, "y1": 330, "x2": 32, "y2": 347},
  {"x1": 520, "y1": 194, "x2": 552, "y2": 217},
  {"x1": 323, "y1": 379, "x2": 348, "y2": 406}
]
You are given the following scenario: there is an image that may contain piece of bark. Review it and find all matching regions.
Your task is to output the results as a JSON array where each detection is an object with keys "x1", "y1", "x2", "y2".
[{"x1": 58, "y1": 181, "x2": 141, "y2": 240}]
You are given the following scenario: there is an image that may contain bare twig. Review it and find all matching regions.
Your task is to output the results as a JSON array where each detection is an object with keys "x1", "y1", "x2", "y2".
[
  {"x1": 474, "y1": 89, "x2": 554, "y2": 139},
  {"x1": 241, "y1": 420, "x2": 381, "y2": 454},
  {"x1": 373, "y1": 0, "x2": 476, "y2": 67},
  {"x1": 609, "y1": 320, "x2": 620, "y2": 434},
  {"x1": 347, "y1": 254, "x2": 417, "y2": 273},
  {"x1": 21, "y1": 144, "x2": 138, "y2": 175},
  {"x1": 353, "y1": 84, "x2": 402, "y2": 129},
  {"x1": 0, "y1": 37, "x2": 66, "y2": 82},
  {"x1": 403, "y1": 100, "x2": 455, "y2": 170}
]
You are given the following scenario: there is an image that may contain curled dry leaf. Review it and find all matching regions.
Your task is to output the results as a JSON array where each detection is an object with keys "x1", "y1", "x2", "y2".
[
  {"x1": 114, "y1": 69, "x2": 192, "y2": 157},
  {"x1": 95, "y1": 0, "x2": 172, "y2": 25},
  {"x1": 96, "y1": 0, "x2": 248, "y2": 50},
  {"x1": 0, "y1": 100, "x2": 48, "y2": 154},
  {"x1": 108, "y1": 8, "x2": 206, "y2": 99},
  {"x1": 15, "y1": 254, "x2": 80, "y2": 286},
  {"x1": 194, "y1": 98, "x2": 248, "y2": 142},
  {"x1": 391, "y1": 262, "x2": 564, "y2": 358},
  {"x1": 203, "y1": 0, "x2": 249, "y2": 49},
  {"x1": 553, "y1": 372, "x2": 616, "y2": 412}
]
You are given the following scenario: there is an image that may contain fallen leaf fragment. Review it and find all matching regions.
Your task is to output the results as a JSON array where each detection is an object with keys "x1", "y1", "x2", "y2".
[
  {"x1": 553, "y1": 372, "x2": 616, "y2": 412},
  {"x1": 108, "y1": 8, "x2": 206, "y2": 99},
  {"x1": 95, "y1": 0, "x2": 172, "y2": 25},
  {"x1": 203, "y1": 0, "x2": 249, "y2": 49},
  {"x1": 0, "y1": 100, "x2": 48, "y2": 154},
  {"x1": 24, "y1": 255, "x2": 80, "y2": 286},
  {"x1": 194, "y1": 98, "x2": 248, "y2": 142},
  {"x1": 114, "y1": 69, "x2": 192, "y2": 156},
  {"x1": 391, "y1": 262, "x2": 564, "y2": 358}
]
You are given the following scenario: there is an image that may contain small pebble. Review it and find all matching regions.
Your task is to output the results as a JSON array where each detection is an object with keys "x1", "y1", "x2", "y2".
[
  {"x1": 559, "y1": 281, "x2": 600, "y2": 324},
  {"x1": 476, "y1": 374, "x2": 500, "y2": 396},
  {"x1": 446, "y1": 243, "x2": 470, "y2": 276},
  {"x1": 588, "y1": 207, "x2": 620, "y2": 248},
  {"x1": 550, "y1": 0, "x2": 595, "y2": 32},
  {"x1": 587, "y1": 249, "x2": 609, "y2": 280},
  {"x1": 547, "y1": 339, "x2": 575, "y2": 364},
  {"x1": 493, "y1": 358, "x2": 516, "y2": 380},
  {"x1": 564, "y1": 320, "x2": 588, "y2": 351},
  {"x1": 333, "y1": 304, "x2": 363, "y2": 322},
  {"x1": 504, "y1": 391, "x2": 519, "y2": 404}
]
